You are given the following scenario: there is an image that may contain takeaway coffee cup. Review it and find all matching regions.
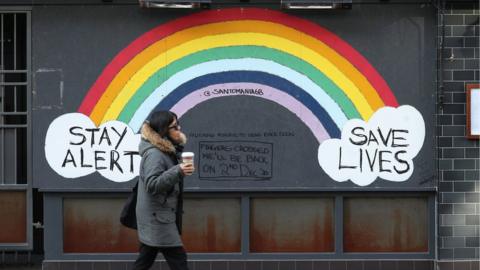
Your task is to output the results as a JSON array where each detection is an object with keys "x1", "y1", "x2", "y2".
[{"x1": 181, "y1": 152, "x2": 194, "y2": 166}]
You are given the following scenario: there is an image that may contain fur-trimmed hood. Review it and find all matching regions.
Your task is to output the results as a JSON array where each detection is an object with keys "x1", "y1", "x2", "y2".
[{"x1": 139, "y1": 123, "x2": 186, "y2": 156}]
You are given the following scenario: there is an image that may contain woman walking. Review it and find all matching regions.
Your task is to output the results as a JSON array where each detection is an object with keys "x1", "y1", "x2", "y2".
[{"x1": 132, "y1": 111, "x2": 194, "y2": 270}]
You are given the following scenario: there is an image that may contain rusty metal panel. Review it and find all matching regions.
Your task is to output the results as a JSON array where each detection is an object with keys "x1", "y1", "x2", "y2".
[
  {"x1": 250, "y1": 198, "x2": 334, "y2": 252},
  {"x1": 344, "y1": 197, "x2": 428, "y2": 252},
  {"x1": 0, "y1": 190, "x2": 27, "y2": 243},
  {"x1": 182, "y1": 198, "x2": 241, "y2": 252},
  {"x1": 63, "y1": 198, "x2": 138, "y2": 253}
]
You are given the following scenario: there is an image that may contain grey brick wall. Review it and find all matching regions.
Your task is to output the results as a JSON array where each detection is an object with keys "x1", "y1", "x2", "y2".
[
  {"x1": 437, "y1": 2, "x2": 480, "y2": 261},
  {"x1": 42, "y1": 260, "x2": 438, "y2": 270}
]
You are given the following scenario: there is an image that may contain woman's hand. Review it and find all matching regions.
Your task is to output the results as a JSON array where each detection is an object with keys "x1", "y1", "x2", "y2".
[{"x1": 180, "y1": 163, "x2": 195, "y2": 176}]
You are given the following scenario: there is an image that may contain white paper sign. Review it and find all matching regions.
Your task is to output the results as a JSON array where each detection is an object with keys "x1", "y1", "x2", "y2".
[
  {"x1": 318, "y1": 105, "x2": 425, "y2": 187},
  {"x1": 44, "y1": 113, "x2": 141, "y2": 182},
  {"x1": 470, "y1": 88, "x2": 480, "y2": 136}
]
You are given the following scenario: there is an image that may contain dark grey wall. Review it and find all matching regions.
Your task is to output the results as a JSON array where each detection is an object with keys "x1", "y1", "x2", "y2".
[
  {"x1": 437, "y1": 2, "x2": 480, "y2": 261},
  {"x1": 31, "y1": 5, "x2": 436, "y2": 191},
  {"x1": 32, "y1": 6, "x2": 196, "y2": 190}
]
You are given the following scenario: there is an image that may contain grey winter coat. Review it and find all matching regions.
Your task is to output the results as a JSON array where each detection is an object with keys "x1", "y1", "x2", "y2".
[{"x1": 136, "y1": 123, "x2": 185, "y2": 247}]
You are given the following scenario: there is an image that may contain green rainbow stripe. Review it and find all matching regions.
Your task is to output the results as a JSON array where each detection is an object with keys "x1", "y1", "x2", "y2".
[{"x1": 118, "y1": 45, "x2": 361, "y2": 123}]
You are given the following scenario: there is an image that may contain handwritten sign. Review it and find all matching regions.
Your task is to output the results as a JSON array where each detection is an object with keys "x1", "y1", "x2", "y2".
[
  {"x1": 198, "y1": 141, "x2": 273, "y2": 180},
  {"x1": 44, "y1": 113, "x2": 141, "y2": 182},
  {"x1": 318, "y1": 105, "x2": 425, "y2": 186}
]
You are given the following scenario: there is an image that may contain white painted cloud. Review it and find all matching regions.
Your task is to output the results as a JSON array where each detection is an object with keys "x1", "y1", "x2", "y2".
[
  {"x1": 45, "y1": 113, "x2": 141, "y2": 182},
  {"x1": 318, "y1": 105, "x2": 425, "y2": 186}
]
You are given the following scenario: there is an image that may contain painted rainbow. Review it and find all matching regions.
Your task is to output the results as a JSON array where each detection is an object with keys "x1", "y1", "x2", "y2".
[{"x1": 78, "y1": 8, "x2": 398, "y2": 142}]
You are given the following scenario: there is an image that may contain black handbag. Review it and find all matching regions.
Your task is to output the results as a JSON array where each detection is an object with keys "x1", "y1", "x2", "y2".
[{"x1": 120, "y1": 181, "x2": 138, "y2": 230}]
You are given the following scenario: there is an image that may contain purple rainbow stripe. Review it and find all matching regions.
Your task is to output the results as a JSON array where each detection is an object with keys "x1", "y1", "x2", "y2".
[{"x1": 170, "y1": 82, "x2": 331, "y2": 143}]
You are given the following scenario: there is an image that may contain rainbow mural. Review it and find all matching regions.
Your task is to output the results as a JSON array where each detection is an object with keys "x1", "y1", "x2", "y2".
[{"x1": 77, "y1": 8, "x2": 398, "y2": 142}]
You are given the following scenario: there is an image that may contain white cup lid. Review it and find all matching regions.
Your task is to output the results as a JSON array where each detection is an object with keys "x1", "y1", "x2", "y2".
[{"x1": 181, "y1": 152, "x2": 194, "y2": 158}]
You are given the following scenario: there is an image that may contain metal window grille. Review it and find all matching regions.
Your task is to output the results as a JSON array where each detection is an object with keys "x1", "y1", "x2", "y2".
[
  {"x1": 0, "y1": 12, "x2": 28, "y2": 184},
  {"x1": 0, "y1": 10, "x2": 32, "y2": 253}
]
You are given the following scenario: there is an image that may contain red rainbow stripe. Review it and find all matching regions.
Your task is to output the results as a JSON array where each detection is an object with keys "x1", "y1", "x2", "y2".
[{"x1": 78, "y1": 8, "x2": 398, "y2": 115}]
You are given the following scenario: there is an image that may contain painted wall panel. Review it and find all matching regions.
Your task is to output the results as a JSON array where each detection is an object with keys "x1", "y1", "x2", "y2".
[{"x1": 32, "y1": 5, "x2": 436, "y2": 190}]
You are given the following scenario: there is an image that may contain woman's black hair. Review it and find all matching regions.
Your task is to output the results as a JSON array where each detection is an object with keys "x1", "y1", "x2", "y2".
[{"x1": 147, "y1": 110, "x2": 178, "y2": 137}]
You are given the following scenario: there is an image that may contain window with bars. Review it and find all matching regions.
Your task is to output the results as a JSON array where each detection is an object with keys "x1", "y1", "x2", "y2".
[
  {"x1": 0, "y1": 12, "x2": 28, "y2": 185},
  {"x1": 0, "y1": 11, "x2": 31, "y2": 249}
]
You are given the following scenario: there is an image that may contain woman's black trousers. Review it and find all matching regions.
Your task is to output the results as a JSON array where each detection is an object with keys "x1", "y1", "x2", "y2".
[{"x1": 132, "y1": 243, "x2": 189, "y2": 270}]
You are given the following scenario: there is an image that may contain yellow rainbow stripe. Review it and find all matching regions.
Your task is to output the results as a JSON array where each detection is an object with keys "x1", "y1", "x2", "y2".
[{"x1": 92, "y1": 20, "x2": 384, "y2": 125}]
